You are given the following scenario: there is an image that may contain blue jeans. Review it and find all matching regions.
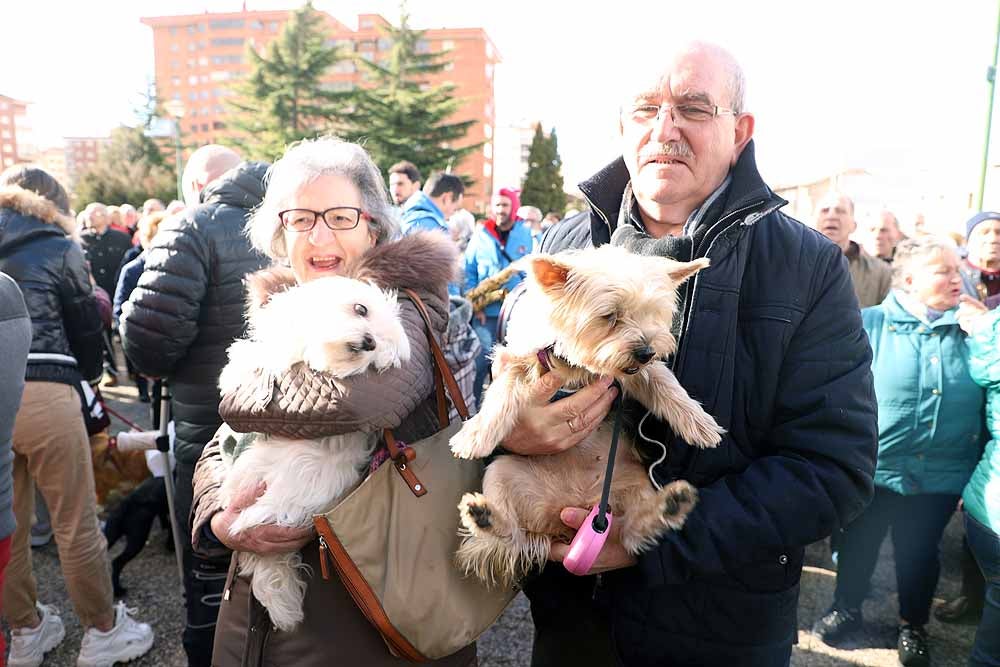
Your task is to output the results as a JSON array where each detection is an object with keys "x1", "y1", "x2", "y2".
[
  {"x1": 471, "y1": 315, "x2": 498, "y2": 409},
  {"x1": 833, "y1": 486, "x2": 958, "y2": 625},
  {"x1": 966, "y1": 512, "x2": 1000, "y2": 666}
]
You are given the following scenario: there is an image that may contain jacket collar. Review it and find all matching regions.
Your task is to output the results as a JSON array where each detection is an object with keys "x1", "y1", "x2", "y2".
[
  {"x1": 577, "y1": 140, "x2": 786, "y2": 241},
  {"x1": 0, "y1": 186, "x2": 76, "y2": 236},
  {"x1": 884, "y1": 290, "x2": 960, "y2": 328}
]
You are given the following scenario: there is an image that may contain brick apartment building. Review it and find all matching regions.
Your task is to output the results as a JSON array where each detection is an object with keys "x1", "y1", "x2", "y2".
[
  {"x1": 141, "y1": 10, "x2": 499, "y2": 210},
  {"x1": 0, "y1": 95, "x2": 30, "y2": 172},
  {"x1": 63, "y1": 137, "x2": 109, "y2": 190}
]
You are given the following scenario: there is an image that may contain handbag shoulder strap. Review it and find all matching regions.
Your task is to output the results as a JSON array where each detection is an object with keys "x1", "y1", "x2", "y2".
[
  {"x1": 401, "y1": 288, "x2": 470, "y2": 421},
  {"x1": 381, "y1": 289, "x2": 469, "y2": 498}
]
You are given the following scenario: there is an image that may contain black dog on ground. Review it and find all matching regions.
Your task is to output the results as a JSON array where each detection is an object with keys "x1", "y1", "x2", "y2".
[{"x1": 103, "y1": 475, "x2": 173, "y2": 597}]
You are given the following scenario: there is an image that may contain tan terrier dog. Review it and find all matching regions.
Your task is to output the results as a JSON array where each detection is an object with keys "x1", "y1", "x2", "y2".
[{"x1": 450, "y1": 245, "x2": 724, "y2": 586}]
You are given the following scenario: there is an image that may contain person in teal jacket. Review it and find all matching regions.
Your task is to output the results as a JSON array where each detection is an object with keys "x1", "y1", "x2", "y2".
[
  {"x1": 463, "y1": 187, "x2": 533, "y2": 405},
  {"x1": 814, "y1": 238, "x2": 986, "y2": 667},
  {"x1": 957, "y1": 295, "x2": 1000, "y2": 666}
]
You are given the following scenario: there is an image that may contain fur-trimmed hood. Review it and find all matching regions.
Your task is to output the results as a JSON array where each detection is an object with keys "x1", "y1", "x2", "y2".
[
  {"x1": 0, "y1": 185, "x2": 76, "y2": 236},
  {"x1": 245, "y1": 231, "x2": 459, "y2": 310}
]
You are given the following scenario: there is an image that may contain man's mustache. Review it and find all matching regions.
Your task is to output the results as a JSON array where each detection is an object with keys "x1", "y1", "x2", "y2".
[{"x1": 640, "y1": 142, "x2": 694, "y2": 162}]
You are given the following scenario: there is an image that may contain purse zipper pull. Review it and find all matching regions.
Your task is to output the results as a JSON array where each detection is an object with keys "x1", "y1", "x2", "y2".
[{"x1": 318, "y1": 535, "x2": 331, "y2": 580}]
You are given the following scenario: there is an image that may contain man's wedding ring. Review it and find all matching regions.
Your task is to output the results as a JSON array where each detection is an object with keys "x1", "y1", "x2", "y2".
[{"x1": 567, "y1": 417, "x2": 581, "y2": 433}]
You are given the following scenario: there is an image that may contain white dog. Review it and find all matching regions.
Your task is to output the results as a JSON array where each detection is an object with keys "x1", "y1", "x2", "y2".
[{"x1": 217, "y1": 275, "x2": 410, "y2": 632}]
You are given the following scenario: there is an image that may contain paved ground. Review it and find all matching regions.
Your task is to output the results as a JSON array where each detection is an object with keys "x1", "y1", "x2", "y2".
[{"x1": 23, "y1": 381, "x2": 978, "y2": 666}]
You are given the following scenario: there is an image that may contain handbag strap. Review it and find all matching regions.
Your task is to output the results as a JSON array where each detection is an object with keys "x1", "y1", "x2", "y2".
[{"x1": 381, "y1": 288, "x2": 470, "y2": 498}]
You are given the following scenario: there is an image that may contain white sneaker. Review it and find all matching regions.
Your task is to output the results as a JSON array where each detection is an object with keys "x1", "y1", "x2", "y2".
[
  {"x1": 76, "y1": 601, "x2": 154, "y2": 667},
  {"x1": 8, "y1": 602, "x2": 66, "y2": 667}
]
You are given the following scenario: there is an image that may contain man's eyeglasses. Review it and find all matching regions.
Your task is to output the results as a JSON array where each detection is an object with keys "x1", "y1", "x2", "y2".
[
  {"x1": 623, "y1": 102, "x2": 738, "y2": 127},
  {"x1": 278, "y1": 207, "x2": 369, "y2": 232}
]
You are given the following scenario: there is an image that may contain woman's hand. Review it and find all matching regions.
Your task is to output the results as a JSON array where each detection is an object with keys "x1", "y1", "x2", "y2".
[
  {"x1": 209, "y1": 480, "x2": 315, "y2": 556},
  {"x1": 549, "y1": 507, "x2": 637, "y2": 574},
  {"x1": 957, "y1": 294, "x2": 989, "y2": 335}
]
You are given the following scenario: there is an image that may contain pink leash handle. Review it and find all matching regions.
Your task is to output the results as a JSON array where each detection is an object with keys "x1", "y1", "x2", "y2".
[{"x1": 562, "y1": 505, "x2": 613, "y2": 575}]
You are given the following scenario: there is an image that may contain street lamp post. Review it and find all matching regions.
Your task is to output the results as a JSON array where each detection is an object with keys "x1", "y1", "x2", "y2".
[
  {"x1": 163, "y1": 100, "x2": 186, "y2": 202},
  {"x1": 978, "y1": 0, "x2": 1000, "y2": 211}
]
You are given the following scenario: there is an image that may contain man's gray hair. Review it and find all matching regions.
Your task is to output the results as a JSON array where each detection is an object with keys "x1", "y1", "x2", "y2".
[
  {"x1": 891, "y1": 237, "x2": 957, "y2": 290},
  {"x1": 247, "y1": 136, "x2": 399, "y2": 261}
]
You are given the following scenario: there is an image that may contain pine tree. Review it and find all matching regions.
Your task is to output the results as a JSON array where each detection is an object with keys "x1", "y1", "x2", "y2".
[
  {"x1": 73, "y1": 126, "x2": 176, "y2": 208},
  {"x1": 227, "y1": 2, "x2": 347, "y2": 161},
  {"x1": 340, "y1": 11, "x2": 479, "y2": 183},
  {"x1": 520, "y1": 124, "x2": 566, "y2": 216}
]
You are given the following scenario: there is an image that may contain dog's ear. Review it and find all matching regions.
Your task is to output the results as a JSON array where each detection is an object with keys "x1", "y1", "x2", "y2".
[
  {"x1": 531, "y1": 256, "x2": 571, "y2": 293},
  {"x1": 665, "y1": 257, "x2": 710, "y2": 286}
]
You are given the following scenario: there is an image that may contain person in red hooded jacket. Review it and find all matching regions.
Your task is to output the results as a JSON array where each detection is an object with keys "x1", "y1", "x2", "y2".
[{"x1": 463, "y1": 187, "x2": 534, "y2": 405}]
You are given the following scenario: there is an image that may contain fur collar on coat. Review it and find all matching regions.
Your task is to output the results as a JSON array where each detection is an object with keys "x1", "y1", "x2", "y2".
[{"x1": 0, "y1": 186, "x2": 77, "y2": 237}]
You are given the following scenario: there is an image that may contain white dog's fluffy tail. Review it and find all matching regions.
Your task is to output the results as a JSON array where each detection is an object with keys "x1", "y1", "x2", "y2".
[{"x1": 239, "y1": 552, "x2": 310, "y2": 632}]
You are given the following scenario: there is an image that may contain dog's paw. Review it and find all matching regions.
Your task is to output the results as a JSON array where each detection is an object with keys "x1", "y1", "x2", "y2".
[
  {"x1": 660, "y1": 480, "x2": 698, "y2": 530},
  {"x1": 458, "y1": 492, "x2": 493, "y2": 535},
  {"x1": 681, "y1": 411, "x2": 725, "y2": 449},
  {"x1": 449, "y1": 420, "x2": 493, "y2": 459}
]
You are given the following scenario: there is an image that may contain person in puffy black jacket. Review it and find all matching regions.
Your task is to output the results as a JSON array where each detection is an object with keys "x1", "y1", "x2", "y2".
[
  {"x1": 120, "y1": 149, "x2": 268, "y2": 667},
  {"x1": 497, "y1": 44, "x2": 877, "y2": 666},
  {"x1": 0, "y1": 166, "x2": 154, "y2": 666}
]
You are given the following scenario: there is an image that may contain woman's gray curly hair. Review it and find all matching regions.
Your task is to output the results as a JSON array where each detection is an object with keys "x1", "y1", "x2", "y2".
[{"x1": 247, "y1": 136, "x2": 399, "y2": 260}]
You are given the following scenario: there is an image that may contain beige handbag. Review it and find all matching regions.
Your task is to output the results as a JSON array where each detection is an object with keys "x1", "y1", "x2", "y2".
[{"x1": 313, "y1": 289, "x2": 517, "y2": 662}]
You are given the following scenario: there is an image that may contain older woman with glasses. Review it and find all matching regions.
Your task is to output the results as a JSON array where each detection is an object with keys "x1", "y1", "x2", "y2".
[
  {"x1": 813, "y1": 237, "x2": 986, "y2": 667},
  {"x1": 190, "y1": 137, "x2": 476, "y2": 667}
]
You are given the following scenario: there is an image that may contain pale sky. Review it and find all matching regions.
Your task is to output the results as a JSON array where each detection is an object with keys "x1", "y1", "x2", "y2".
[{"x1": 3, "y1": 1, "x2": 999, "y2": 222}]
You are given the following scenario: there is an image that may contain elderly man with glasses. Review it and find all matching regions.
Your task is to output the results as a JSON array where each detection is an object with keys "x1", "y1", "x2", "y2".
[{"x1": 495, "y1": 41, "x2": 877, "y2": 666}]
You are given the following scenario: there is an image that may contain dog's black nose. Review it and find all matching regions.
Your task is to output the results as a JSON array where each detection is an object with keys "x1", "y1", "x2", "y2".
[
  {"x1": 360, "y1": 334, "x2": 376, "y2": 351},
  {"x1": 633, "y1": 345, "x2": 655, "y2": 364}
]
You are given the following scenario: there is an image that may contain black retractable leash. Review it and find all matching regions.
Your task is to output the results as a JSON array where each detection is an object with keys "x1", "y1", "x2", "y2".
[{"x1": 563, "y1": 380, "x2": 625, "y2": 574}]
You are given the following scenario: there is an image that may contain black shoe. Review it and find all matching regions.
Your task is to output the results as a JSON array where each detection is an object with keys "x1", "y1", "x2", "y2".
[
  {"x1": 897, "y1": 624, "x2": 929, "y2": 667},
  {"x1": 812, "y1": 607, "x2": 862, "y2": 644},
  {"x1": 138, "y1": 393, "x2": 150, "y2": 403},
  {"x1": 934, "y1": 595, "x2": 983, "y2": 624}
]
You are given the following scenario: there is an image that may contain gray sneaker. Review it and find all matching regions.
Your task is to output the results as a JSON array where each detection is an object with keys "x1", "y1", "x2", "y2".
[
  {"x1": 76, "y1": 601, "x2": 154, "y2": 667},
  {"x1": 8, "y1": 602, "x2": 66, "y2": 667}
]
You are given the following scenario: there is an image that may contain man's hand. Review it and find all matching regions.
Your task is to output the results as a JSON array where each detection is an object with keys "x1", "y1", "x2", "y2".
[
  {"x1": 957, "y1": 294, "x2": 989, "y2": 335},
  {"x1": 209, "y1": 480, "x2": 314, "y2": 556},
  {"x1": 474, "y1": 310, "x2": 487, "y2": 326},
  {"x1": 501, "y1": 370, "x2": 618, "y2": 456},
  {"x1": 549, "y1": 507, "x2": 637, "y2": 574}
]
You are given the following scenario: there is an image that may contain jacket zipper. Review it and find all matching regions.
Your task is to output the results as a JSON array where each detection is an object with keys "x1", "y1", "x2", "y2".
[{"x1": 670, "y1": 199, "x2": 775, "y2": 373}]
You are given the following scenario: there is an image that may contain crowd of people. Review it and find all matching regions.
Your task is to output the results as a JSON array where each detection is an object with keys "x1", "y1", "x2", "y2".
[{"x1": 0, "y1": 39, "x2": 997, "y2": 667}]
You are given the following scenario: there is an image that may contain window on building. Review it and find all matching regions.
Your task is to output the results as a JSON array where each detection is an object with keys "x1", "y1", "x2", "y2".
[
  {"x1": 250, "y1": 20, "x2": 263, "y2": 30},
  {"x1": 484, "y1": 124, "x2": 493, "y2": 139},
  {"x1": 187, "y1": 59, "x2": 196, "y2": 68},
  {"x1": 186, "y1": 25, "x2": 196, "y2": 35},
  {"x1": 360, "y1": 17, "x2": 374, "y2": 29},
  {"x1": 442, "y1": 40, "x2": 454, "y2": 50},
  {"x1": 213, "y1": 121, "x2": 226, "y2": 130},
  {"x1": 210, "y1": 19, "x2": 245, "y2": 29},
  {"x1": 0, "y1": 117, "x2": 7, "y2": 125},
  {"x1": 0, "y1": 130, "x2": 9, "y2": 139},
  {"x1": 211, "y1": 37, "x2": 244, "y2": 47},
  {"x1": 483, "y1": 143, "x2": 493, "y2": 159},
  {"x1": 171, "y1": 59, "x2": 180, "y2": 69},
  {"x1": 483, "y1": 163, "x2": 492, "y2": 178},
  {"x1": 199, "y1": 56, "x2": 209, "y2": 66},
  {"x1": 171, "y1": 76, "x2": 181, "y2": 86},
  {"x1": 359, "y1": 40, "x2": 375, "y2": 51},
  {"x1": 200, "y1": 90, "x2": 210, "y2": 100},
  {"x1": 321, "y1": 81, "x2": 355, "y2": 92},
  {"x1": 187, "y1": 42, "x2": 197, "y2": 52},
  {"x1": 189, "y1": 109, "x2": 198, "y2": 118},
  {"x1": 332, "y1": 61, "x2": 356, "y2": 73},
  {"x1": 189, "y1": 92, "x2": 199, "y2": 102},
  {"x1": 170, "y1": 43, "x2": 180, "y2": 52},
  {"x1": 190, "y1": 124, "x2": 198, "y2": 133},
  {"x1": 201, "y1": 123, "x2": 209, "y2": 132},
  {"x1": 172, "y1": 92, "x2": 181, "y2": 101},
  {"x1": 444, "y1": 62, "x2": 454, "y2": 72},
  {"x1": 415, "y1": 39, "x2": 430, "y2": 54},
  {"x1": 169, "y1": 26, "x2": 177, "y2": 36},
  {"x1": 188, "y1": 75, "x2": 198, "y2": 85},
  {"x1": 268, "y1": 21, "x2": 279, "y2": 32},
  {"x1": 485, "y1": 64, "x2": 494, "y2": 79},
  {"x1": 377, "y1": 37, "x2": 392, "y2": 51}
]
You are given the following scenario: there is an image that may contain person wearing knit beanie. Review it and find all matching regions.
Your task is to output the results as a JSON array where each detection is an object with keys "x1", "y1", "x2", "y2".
[{"x1": 960, "y1": 211, "x2": 1000, "y2": 310}]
